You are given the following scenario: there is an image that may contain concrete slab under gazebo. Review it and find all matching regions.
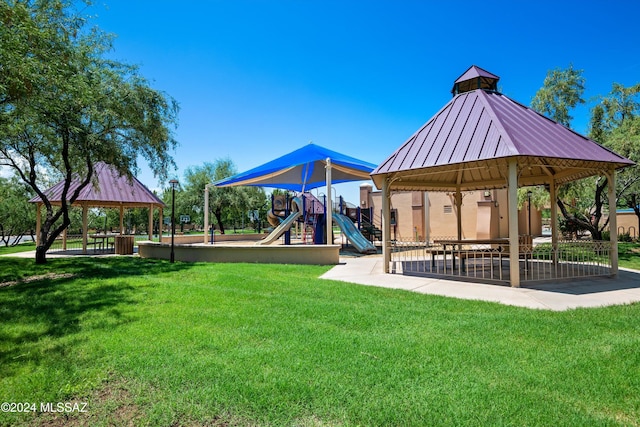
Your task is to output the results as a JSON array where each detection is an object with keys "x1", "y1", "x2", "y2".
[
  {"x1": 29, "y1": 162, "x2": 165, "y2": 254},
  {"x1": 371, "y1": 66, "x2": 634, "y2": 287}
]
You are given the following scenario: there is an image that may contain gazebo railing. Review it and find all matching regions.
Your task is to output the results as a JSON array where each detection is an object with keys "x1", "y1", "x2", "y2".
[
  {"x1": 48, "y1": 234, "x2": 147, "y2": 253},
  {"x1": 390, "y1": 238, "x2": 612, "y2": 284},
  {"x1": 48, "y1": 234, "x2": 84, "y2": 252}
]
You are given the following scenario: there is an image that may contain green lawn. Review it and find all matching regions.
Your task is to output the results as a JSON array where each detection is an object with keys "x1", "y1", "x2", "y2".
[
  {"x1": 619, "y1": 242, "x2": 640, "y2": 270},
  {"x1": 0, "y1": 241, "x2": 36, "y2": 255},
  {"x1": 1, "y1": 257, "x2": 639, "y2": 426}
]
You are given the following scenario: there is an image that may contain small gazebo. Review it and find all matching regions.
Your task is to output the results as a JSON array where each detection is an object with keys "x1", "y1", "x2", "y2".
[
  {"x1": 30, "y1": 162, "x2": 165, "y2": 254},
  {"x1": 371, "y1": 66, "x2": 634, "y2": 287}
]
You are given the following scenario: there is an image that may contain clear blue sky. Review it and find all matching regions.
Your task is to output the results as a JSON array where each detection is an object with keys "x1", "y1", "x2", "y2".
[{"x1": 88, "y1": 0, "x2": 640, "y2": 203}]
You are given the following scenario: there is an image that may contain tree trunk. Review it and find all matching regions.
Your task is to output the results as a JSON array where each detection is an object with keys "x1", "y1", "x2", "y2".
[
  {"x1": 35, "y1": 245, "x2": 47, "y2": 264},
  {"x1": 214, "y1": 209, "x2": 225, "y2": 234}
]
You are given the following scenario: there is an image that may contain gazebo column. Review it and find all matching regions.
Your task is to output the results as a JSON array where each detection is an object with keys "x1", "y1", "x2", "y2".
[
  {"x1": 423, "y1": 192, "x2": 430, "y2": 244},
  {"x1": 119, "y1": 205, "x2": 125, "y2": 234},
  {"x1": 382, "y1": 177, "x2": 391, "y2": 273},
  {"x1": 549, "y1": 177, "x2": 558, "y2": 266},
  {"x1": 82, "y1": 204, "x2": 88, "y2": 254},
  {"x1": 158, "y1": 207, "x2": 163, "y2": 242},
  {"x1": 148, "y1": 204, "x2": 154, "y2": 241},
  {"x1": 606, "y1": 168, "x2": 618, "y2": 276},
  {"x1": 455, "y1": 189, "x2": 462, "y2": 240},
  {"x1": 508, "y1": 159, "x2": 520, "y2": 287}
]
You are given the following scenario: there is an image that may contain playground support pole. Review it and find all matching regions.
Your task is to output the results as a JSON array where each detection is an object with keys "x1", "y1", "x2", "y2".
[
  {"x1": 382, "y1": 177, "x2": 391, "y2": 273},
  {"x1": 204, "y1": 184, "x2": 210, "y2": 244},
  {"x1": 326, "y1": 158, "x2": 332, "y2": 245},
  {"x1": 284, "y1": 193, "x2": 291, "y2": 245}
]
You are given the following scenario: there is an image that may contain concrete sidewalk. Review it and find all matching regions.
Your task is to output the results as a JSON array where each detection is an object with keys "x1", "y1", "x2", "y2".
[{"x1": 320, "y1": 255, "x2": 640, "y2": 311}]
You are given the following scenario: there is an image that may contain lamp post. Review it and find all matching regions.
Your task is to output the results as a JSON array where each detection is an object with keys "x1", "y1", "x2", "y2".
[
  {"x1": 169, "y1": 179, "x2": 179, "y2": 263},
  {"x1": 527, "y1": 190, "x2": 533, "y2": 236}
]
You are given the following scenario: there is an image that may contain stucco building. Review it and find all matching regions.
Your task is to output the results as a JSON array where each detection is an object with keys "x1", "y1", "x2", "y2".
[{"x1": 360, "y1": 184, "x2": 541, "y2": 242}]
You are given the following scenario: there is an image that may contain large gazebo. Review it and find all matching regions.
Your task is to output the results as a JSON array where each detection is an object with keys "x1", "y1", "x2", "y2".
[
  {"x1": 30, "y1": 162, "x2": 165, "y2": 254},
  {"x1": 371, "y1": 66, "x2": 634, "y2": 287}
]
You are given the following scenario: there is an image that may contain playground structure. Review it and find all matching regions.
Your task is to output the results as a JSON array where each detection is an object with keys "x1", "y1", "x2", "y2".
[
  {"x1": 259, "y1": 192, "x2": 377, "y2": 254},
  {"x1": 205, "y1": 143, "x2": 379, "y2": 254},
  {"x1": 138, "y1": 143, "x2": 378, "y2": 264}
]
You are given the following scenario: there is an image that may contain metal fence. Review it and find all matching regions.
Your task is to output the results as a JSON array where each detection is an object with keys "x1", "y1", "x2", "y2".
[{"x1": 390, "y1": 238, "x2": 612, "y2": 284}]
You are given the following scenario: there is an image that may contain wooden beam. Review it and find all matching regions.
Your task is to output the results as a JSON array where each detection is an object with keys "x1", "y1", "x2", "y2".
[
  {"x1": 606, "y1": 169, "x2": 618, "y2": 276},
  {"x1": 382, "y1": 176, "x2": 391, "y2": 273},
  {"x1": 508, "y1": 159, "x2": 520, "y2": 287}
]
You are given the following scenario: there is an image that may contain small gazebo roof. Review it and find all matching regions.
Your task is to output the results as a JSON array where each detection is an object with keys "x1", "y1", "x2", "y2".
[
  {"x1": 30, "y1": 162, "x2": 164, "y2": 208},
  {"x1": 452, "y1": 65, "x2": 500, "y2": 95},
  {"x1": 372, "y1": 68, "x2": 634, "y2": 192}
]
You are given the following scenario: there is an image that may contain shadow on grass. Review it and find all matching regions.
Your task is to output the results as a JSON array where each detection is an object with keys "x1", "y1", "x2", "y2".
[{"x1": 0, "y1": 257, "x2": 193, "y2": 378}]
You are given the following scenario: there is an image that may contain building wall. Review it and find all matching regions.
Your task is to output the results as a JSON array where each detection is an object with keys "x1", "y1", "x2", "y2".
[
  {"x1": 360, "y1": 184, "x2": 542, "y2": 242},
  {"x1": 616, "y1": 212, "x2": 639, "y2": 239}
]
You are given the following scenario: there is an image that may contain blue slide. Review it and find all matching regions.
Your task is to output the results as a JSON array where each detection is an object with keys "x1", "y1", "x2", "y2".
[{"x1": 333, "y1": 213, "x2": 377, "y2": 254}]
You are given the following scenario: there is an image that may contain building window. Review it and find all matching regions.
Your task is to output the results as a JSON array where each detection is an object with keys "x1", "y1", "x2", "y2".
[{"x1": 444, "y1": 205, "x2": 453, "y2": 214}]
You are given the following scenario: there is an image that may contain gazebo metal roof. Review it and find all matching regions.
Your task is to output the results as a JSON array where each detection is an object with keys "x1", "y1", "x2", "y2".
[
  {"x1": 451, "y1": 65, "x2": 500, "y2": 95},
  {"x1": 372, "y1": 65, "x2": 634, "y2": 287},
  {"x1": 30, "y1": 162, "x2": 164, "y2": 208},
  {"x1": 371, "y1": 72, "x2": 634, "y2": 192}
]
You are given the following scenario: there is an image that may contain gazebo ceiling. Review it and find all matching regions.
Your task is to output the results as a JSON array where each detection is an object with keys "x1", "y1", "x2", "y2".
[{"x1": 372, "y1": 67, "x2": 634, "y2": 192}]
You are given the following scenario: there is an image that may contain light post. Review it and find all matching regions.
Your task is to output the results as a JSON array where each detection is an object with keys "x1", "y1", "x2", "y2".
[
  {"x1": 527, "y1": 190, "x2": 533, "y2": 236},
  {"x1": 169, "y1": 179, "x2": 179, "y2": 263}
]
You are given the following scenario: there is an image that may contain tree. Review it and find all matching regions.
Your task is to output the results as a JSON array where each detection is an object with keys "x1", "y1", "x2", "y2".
[
  {"x1": 0, "y1": 0, "x2": 178, "y2": 263},
  {"x1": 604, "y1": 115, "x2": 640, "y2": 232},
  {"x1": 529, "y1": 65, "x2": 600, "y2": 236},
  {"x1": 0, "y1": 175, "x2": 36, "y2": 246},
  {"x1": 530, "y1": 64, "x2": 586, "y2": 128},
  {"x1": 180, "y1": 160, "x2": 267, "y2": 234},
  {"x1": 532, "y1": 70, "x2": 640, "y2": 240}
]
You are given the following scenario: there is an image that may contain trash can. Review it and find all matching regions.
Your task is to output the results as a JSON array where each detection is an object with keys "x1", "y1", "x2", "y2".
[{"x1": 115, "y1": 235, "x2": 135, "y2": 255}]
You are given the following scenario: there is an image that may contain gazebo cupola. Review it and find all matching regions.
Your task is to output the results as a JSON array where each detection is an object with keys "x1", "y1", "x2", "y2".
[{"x1": 451, "y1": 65, "x2": 500, "y2": 96}]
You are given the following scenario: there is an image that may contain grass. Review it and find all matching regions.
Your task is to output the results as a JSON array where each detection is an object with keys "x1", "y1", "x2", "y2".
[
  {"x1": 619, "y1": 242, "x2": 640, "y2": 270},
  {"x1": 1, "y1": 257, "x2": 640, "y2": 426},
  {"x1": 0, "y1": 241, "x2": 37, "y2": 255}
]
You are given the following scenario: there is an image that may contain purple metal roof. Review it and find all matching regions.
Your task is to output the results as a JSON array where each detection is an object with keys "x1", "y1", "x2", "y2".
[
  {"x1": 452, "y1": 65, "x2": 500, "y2": 95},
  {"x1": 30, "y1": 162, "x2": 164, "y2": 207},
  {"x1": 453, "y1": 65, "x2": 500, "y2": 84},
  {"x1": 372, "y1": 72, "x2": 634, "y2": 191}
]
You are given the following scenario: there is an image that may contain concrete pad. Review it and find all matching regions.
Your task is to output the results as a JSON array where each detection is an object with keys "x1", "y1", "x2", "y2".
[{"x1": 320, "y1": 255, "x2": 640, "y2": 311}]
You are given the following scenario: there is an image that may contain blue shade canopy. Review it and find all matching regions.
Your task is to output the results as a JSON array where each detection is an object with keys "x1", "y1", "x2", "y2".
[{"x1": 214, "y1": 143, "x2": 376, "y2": 191}]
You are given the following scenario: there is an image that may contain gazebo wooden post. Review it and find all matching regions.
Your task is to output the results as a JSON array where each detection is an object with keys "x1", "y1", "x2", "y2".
[
  {"x1": 119, "y1": 205, "x2": 125, "y2": 235},
  {"x1": 508, "y1": 159, "x2": 520, "y2": 287},
  {"x1": 549, "y1": 177, "x2": 558, "y2": 267},
  {"x1": 62, "y1": 227, "x2": 67, "y2": 250},
  {"x1": 82, "y1": 203, "x2": 88, "y2": 254},
  {"x1": 382, "y1": 177, "x2": 391, "y2": 273},
  {"x1": 148, "y1": 203, "x2": 154, "y2": 241},
  {"x1": 455, "y1": 189, "x2": 462, "y2": 240},
  {"x1": 606, "y1": 168, "x2": 618, "y2": 276},
  {"x1": 158, "y1": 206, "x2": 163, "y2": 242},
  {"x1": 423, "y1": 192, "x2": 430, "y2": 244}
]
